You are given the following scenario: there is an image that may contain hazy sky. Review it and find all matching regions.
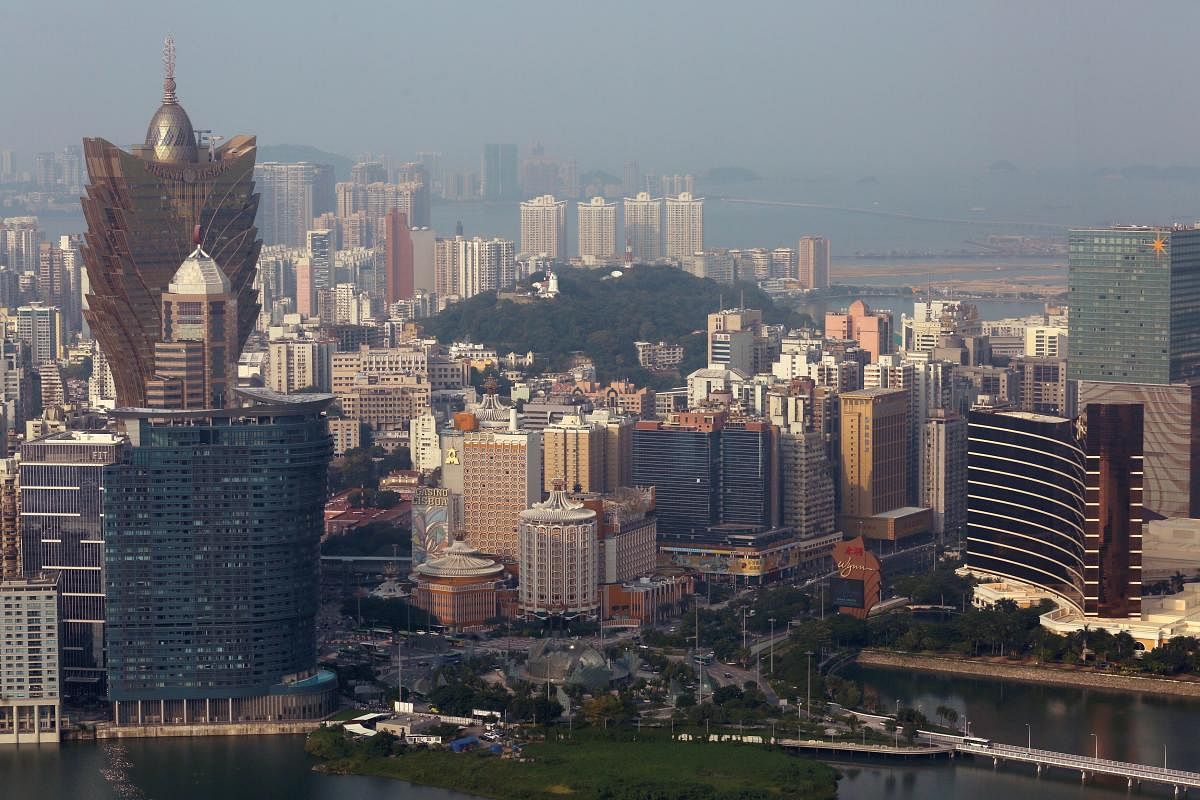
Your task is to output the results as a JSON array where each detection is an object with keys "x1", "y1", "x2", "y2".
[{"x1": 6, "y1": 0, "x2": 1200, "y2": 175}]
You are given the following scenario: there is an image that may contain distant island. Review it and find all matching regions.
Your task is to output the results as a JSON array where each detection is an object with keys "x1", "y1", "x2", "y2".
[{"x1": 422, "y1": 266, "x2": 811, "y2": 386}]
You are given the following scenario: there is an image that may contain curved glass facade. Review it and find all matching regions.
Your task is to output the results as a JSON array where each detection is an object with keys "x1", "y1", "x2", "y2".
[
  {"x1": 104, "y1": 399, "x2": 332, "y2": 710},
  {"x1": 966, "y1": 410, "x2": 1087, "y2": 612}
]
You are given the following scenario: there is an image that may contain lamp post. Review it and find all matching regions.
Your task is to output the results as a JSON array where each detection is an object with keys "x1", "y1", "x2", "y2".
[
  {"x1": 769, "y1": 617, "x2": 776, "y2": 675},
  {"x1": 805, "y1": 651, "x2": 814, "y2": 722},
  {"x1": 1026, "y1": 723, "x2": 1031, "y2": 753},
  {"x1": 1091, "y1": 732, "x2": 1098, "y2": 760}
]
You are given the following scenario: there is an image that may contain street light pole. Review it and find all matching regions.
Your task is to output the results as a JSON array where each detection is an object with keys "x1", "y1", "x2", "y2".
[
  {"x1": 1091, "y1": 732, "x2": 1098, "y2": 760},
  {"x1": 805, "y1": 651, "x2": 813, "y2": 722},
  {"x1": 1026, "y1": 723, "x2": 1031, "y2": 753},
  {"x1": 769, "y1": 617, "x2": 776, "y2": 676}
]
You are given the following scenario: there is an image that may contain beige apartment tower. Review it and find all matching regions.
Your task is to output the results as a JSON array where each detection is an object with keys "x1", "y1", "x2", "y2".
[
  {"x1": 798, "y1": 236, "x2": 830, "y2": 289},
  {"x1": 577, "y1": 196, "x2": 617, "y2": 264},
  {"x1": 623, "y1": 192, "x2": 663, "y2": 263},
  {"x1": 519, "y1": 194, "x2": 567, "y2": 260},
  {"x1": 664, "y1": 192, "x2": 704, "y2": 262}
]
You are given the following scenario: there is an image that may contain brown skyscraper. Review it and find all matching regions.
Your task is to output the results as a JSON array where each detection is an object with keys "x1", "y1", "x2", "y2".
[
  {"x1": 384, "y1": 209, "x2": 413, "y2": 304},
  {"x1": 1084, "y1": 403, "x2": 1144, "y2": 619},
  {"x1": 81, "y1": 39, "x2": 260, "y2": 406}
]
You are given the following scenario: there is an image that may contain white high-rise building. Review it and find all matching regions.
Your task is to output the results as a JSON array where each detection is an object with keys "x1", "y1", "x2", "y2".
[
  {"x1": 16, "y1": 303, "x2": 62, "y2": 366},
  {"x1": 306, "y1": 229, "x2": 335, "y2": 292},
  {"x1": 797, "y1": 235, "x2": 830, "y2": 289},
  {"x1": 576, "y1": 197, "x2": 616, "y2": 264},
  {"x1": 623, "y1": 192, "x2": 662, "y2": 263},
  {"x1": 519, "y1": 194, "x2": 567, "y2": 260},
  {"x1": 457, "y1": 237, "x2": 516, "y2": 299},
  {"x1": 88, "y1": 342, "x2": 117, "y2": 410},
  {"x1": 664, "y1": 192, "x2": 703, "y2": 263}
]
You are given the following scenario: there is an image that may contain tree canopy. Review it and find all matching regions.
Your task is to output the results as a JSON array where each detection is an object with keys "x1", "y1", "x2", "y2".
[{"x1": 423, "y1": 266, "x2": 812, "y2": 387}]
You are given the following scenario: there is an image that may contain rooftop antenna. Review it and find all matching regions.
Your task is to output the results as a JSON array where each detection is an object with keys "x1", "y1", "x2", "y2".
[{"x1": 162, "y1": 35, "x2": 177, "y2": 104}]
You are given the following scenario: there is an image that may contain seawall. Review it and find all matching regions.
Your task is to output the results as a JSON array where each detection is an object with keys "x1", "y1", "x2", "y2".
[
  {"x1": 93, "y1": 720, "x2": 320, "y2": 739},
  {"x1": 855, "y1": 650, "x2": 1200, "y2": 698}
]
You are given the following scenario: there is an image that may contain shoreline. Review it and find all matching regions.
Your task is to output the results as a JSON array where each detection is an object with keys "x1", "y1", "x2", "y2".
[{"x1": 855, "y1": 650, "x2": 1200, "y2": 698}]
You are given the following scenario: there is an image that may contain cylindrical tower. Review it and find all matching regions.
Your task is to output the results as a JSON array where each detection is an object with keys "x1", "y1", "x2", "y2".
[{"x1": 518, "y1": 480, "x2": 598, "y2": 617}]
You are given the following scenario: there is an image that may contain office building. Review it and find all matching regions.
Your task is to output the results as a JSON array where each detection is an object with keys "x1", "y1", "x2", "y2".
[
  {"x1": 82, "y1": 45, "x2": 260, "y2": 407},
  {"x1": 826, "y1": 299, "x2": 893, "y2": 363},
  {"x1": 482, "y1": 143, "x2": 519, "y2": 201},
  {"x1": 519, "y1": 194, "x2": 567, "y2": 259},
  {"x1": 19, "y1": 432, "x2": 126, "y2": 696},
  {"x1": 16, "y1": 302, "x2": 63, "y2": 365},
  {"x1": 632, "y1": 413, "x2": 721, "y2": 535},
  {"x1": 1068, "y1": 226, "x2": 1200, "y2": 384},
  {"x1": 1084, "y1": 403, "x2": 1143, "y2": 619},
  {"x1": 577, "y1": 196, "x2": 617, "y2": 263},
  {"x1": 664, "y1": 192, "x2": 703, "y2": 262},
  {"x1": 0, "y1": 574, "x2": 61, "y2": 744},
  {"x1": 921, "y1": 409, "x2": 967, "y2": 542},
  {"x1": 383, "y1": 209, "x2": 413, "y2": 304},
  {"x1": 797, "y1": 236, "x2": 830, "y2": 289},
  {"x1": 105, "y1": 391, "x2": 337, "y2": 727},
  {"x1": 721, "y1": 419, "x2": 779, "y2": 528},
  {"x1": 1076, "y1": 381, "x2": 1200, "y2": 519},
  {"x1": 518, "y1": 482, "x2": 599, "y2": 617},
  {"x1": 623, "y1": 192, "x2": 662, "y2": 263},
  {"x1": 966, "y1": 410, "x2": 1087, "y2": 612},
  {"x1": 839, "y1": 388, "x2": 907, "y2": 531},
  {"x1": 148, "y1": 244, "x2": 238, "y2": 409}
]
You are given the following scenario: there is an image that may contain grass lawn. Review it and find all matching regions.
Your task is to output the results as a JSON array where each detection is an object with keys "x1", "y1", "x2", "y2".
[{"x1": 316, "y1": 729, "x2": 837, "y2": 800}]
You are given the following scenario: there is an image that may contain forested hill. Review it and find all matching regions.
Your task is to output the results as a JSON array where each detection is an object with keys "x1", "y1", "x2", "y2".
[{"x1": 422, "y1": 266, "x2": 812, "y2": 386}]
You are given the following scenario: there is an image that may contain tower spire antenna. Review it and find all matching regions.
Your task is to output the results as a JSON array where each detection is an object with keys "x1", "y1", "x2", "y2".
[{"x1": 162, "y1": 35, "x2": 177, "y2": 104}]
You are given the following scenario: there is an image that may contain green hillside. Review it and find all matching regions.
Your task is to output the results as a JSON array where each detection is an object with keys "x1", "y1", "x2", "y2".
[{"x1": 423, "y1": 266, "x2": 811, "y2": 387}]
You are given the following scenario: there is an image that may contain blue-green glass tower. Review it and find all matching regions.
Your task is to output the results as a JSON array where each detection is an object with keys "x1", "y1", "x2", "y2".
[
  {"x1": 1068, "y1": 226, "x2": 1200, "y2": 384},
  {"x1": 103, "y1": 390, "x2": 336, "y2": 725}
]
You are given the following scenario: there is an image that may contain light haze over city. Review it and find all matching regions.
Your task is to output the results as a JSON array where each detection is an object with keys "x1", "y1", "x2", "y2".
[{"x1": 7, "y1": 0, "x2": 1200, "y2": 175}]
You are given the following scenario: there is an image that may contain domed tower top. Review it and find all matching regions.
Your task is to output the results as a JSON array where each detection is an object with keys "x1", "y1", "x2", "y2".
[{"x1": 143, "y1": 36, "x2": 198, "y2": 163}]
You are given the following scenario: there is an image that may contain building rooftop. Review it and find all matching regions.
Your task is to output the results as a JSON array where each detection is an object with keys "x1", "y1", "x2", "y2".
[{"x1": 169, "y1": 246, "x2": 231, "y2": 295}]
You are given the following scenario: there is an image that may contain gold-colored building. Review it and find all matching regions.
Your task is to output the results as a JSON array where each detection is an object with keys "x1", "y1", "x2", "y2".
[
  {"x1": 839, "y1": 388, "x2": 907, "y2": 532},
  {"x1": 81, "y1": 40, "x2": 260, "y2": 407}
]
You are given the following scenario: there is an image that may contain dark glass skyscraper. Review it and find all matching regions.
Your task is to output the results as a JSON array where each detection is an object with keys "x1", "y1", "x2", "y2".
[
  {"x1": 81, "y1": 39, "x2": 261, "y2": 407},
  {"x1": 632, "y1": 417, "x2": 720, "y2": 535},
  {"x1": 19, "y1": 432, "x2": 127, "y2": 697},
  {"x1": 1084, "y1": 403, "x2": 1144, "y2": 619},
  {"x1": 1068, "y1": 226, "x2": 1200, "y2": 384},
  {"x1": 104, "y1": 390, "x2": 336, "y2": 725},
  {"x1": 966, "y1": 410, "x2": 1087, "y2": 612}
]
